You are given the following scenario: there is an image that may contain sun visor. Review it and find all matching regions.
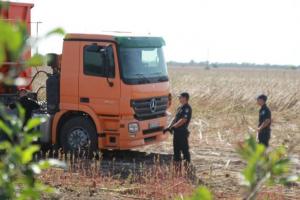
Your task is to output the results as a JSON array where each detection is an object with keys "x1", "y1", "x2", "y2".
[{"x1": 114, "y1": 36, "x2": 165, "y2": 48}]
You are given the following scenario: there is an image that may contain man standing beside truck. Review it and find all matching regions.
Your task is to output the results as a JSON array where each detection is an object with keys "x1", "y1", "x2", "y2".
[
  {"x1": 164, "y1": 92, "x2": 192, "y2": 170},
  {"x1": 256, "y1": 94, "x2": 272, "y2": 147}
]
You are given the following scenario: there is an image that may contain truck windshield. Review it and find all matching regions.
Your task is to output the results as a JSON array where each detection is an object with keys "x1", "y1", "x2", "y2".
[{"x1": 119, "y1": 47, "x2": 168, "y2": 84}]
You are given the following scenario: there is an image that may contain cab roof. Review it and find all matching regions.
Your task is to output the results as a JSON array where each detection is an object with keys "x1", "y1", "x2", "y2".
[{"x1": 65, "y1": 33, "x2": 165, "y2": 48}]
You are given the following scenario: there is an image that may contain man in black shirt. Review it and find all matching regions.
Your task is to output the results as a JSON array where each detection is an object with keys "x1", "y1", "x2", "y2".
[
  {"x1": 164, "y1": 92, "x2": 192, "y2": 165},
  {"x1": 257, "y1": 94, "x2": 272, "y2": 147}
]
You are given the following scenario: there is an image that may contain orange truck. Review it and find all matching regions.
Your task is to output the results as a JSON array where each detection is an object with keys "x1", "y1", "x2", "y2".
[{"x1": 1, "y1": 2, "x2": 171, "y2": 152}]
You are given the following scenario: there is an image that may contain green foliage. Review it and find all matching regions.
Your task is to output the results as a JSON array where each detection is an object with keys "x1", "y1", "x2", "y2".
[
  {"x1": 25, "y1": 54, "x2": 45, "y2": 68},
  {"x1": 46, "y1": 27, "x2": 65, "y2": 37},
  {"x1": 0, "y1": 20, "x2": 26, "y2": 65},
  {"x1": 0, "y1": 2, "x2": 66, "y2": 199},
  {"x1": 0, "y1": 105, "x2": 65, "y2": 199},
  {"x1": 180, "y1": 186, "x2": 213, "y2": 200},
  {"x1": 237, "y1": 135, "x2": 299, "y2": 199}
]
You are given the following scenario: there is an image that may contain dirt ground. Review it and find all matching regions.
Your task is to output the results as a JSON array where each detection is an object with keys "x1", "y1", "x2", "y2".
[{"x1": 39, "y1": 67, "x2": 300, "y2": 200}]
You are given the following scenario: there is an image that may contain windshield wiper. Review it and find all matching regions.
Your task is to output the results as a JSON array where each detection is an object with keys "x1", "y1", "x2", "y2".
[
  {"x1": 134, "y1": 73, "x2": 150, "y2": 83},
  {"x1": 157, "y1": 76, "x2": 168, "y2": 82}
]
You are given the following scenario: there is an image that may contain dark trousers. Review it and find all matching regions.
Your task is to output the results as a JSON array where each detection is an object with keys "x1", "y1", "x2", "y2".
[
  {"x1": 258, "y1": 129, "x2": 271, "y2": 147},
  {"x1": 173, "y1": 130, "x2": 190, "y2": 162}
]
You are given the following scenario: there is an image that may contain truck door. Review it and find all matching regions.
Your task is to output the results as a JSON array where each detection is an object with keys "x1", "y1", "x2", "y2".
[{"x1": 79, "y1": 42, "x2": 120, "y2": 115}]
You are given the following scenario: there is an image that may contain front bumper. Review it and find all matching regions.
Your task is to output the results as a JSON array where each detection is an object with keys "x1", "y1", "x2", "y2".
[{"x1": 99, "y1": 115, "x2": 168, "y2": 150}]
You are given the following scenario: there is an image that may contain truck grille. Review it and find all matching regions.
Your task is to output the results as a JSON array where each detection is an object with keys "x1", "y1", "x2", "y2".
[{"x1": 131, "y1": 96, "x2": 168, "y2": 120}]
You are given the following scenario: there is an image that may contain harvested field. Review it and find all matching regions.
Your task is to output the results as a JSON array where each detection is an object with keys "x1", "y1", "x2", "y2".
[{"x1": 39, "y1": 67, "x2": 300, "y2": 199}]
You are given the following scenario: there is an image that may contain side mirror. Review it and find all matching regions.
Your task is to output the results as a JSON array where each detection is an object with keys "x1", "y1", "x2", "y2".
[
  {"x1": 103, "y1": 45, "x2": 115, "y2": 78},
  {"x1": 103, "y1": 45, "x2": 115, "y2": 87}
]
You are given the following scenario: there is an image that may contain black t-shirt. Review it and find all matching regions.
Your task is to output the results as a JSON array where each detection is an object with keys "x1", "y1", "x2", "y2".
[
  {"x1": 259, "y1": 104, "x2": 271, "y2": 131},
  {"x1": 173, "y1": 103, "x2": 192, "y2": 131}
]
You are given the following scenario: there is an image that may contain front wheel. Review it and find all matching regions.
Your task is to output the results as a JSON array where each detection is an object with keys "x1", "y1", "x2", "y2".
[{"x1": 60, "y1": 116, "x2": 98, "y2": 155}]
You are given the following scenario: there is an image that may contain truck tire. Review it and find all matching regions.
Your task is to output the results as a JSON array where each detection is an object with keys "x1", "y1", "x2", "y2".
[{"x1": 60, "y1": 116, "x2": 98, "y2": 155}]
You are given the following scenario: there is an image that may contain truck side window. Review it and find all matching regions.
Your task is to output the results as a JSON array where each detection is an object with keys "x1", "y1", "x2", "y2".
[{"x1": 83, "y1": 45, "x2": 115, "y2": 78}]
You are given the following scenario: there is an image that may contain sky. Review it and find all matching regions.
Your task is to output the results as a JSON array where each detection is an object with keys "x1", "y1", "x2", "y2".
[{"x1": 12, "y1": 0, "x2": 300, "y2": 65}]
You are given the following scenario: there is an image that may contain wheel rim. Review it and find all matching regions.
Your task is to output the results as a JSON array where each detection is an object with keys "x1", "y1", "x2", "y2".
[{"x1": 67, "y1": 128, "x2": 90, "y2": 150}]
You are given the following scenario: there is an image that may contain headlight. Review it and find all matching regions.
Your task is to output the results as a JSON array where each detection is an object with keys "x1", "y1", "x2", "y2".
[{"x1": 128, "y1": 122, "x2": 139, "y2": 136}]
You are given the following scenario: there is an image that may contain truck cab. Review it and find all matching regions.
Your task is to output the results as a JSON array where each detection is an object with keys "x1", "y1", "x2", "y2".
[{"x1": 46, "y1": 33, "x2": 170, "y2": 151}]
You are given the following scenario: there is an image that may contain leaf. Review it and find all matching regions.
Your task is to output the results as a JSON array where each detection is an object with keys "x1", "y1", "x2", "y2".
[
  {"x1": 0, "y1": 44, "x2": 4, "y2": 64},
  {"x1": 271, "y1": 158, "x2": 290, "y2": 175},
  {"x1": 38, "y1": 159, "x2": 66, "y2": 170},
  {"x1": 25, "y1": 54, "x2": 45, "y2": 67},
  {"x1": 0, "y1": 141, "x2": 12, "y2": 150},
  {"x1": 17, "y1": 103, "x2": 26, "y2": 124},
  {"x1": 243, "y1": 163, "x2": 256, "y2": 184},
  {"x1": 46, "y1": 27, "x2": 65, "y2": 37},
  {"x1": 237, "y1": 136, "x2": 266, "y2": 186},
  {"x1": 0, "y1": 119, "x2": 13, "y2": 139},
  {"x1": 24, "y1": 117, "x2": 46, "y2": 132},
  {"x1": 0, "y1": 21, "x2": 24, "y2": 61},
  {"x1": 189, "y1": 186, "x2": 213, "y2": 200},
  {"x1": 37, "y1": 160, "x2": 51, "y2": 170},
  {"x1": 23, "y1": 131, "x2": 40, "y2": 146},
  {"x1": 256, "y1": 143, "x2": 265, "y2": 156},
  {"x1": 21, "y1": 145, "x2": 40, "y2": 164},
  {"x1": 6, "y1": 25, "x2": 23, "y2": 52},
  {"x1": 248, "y1": 136, "x2": 257, "y2": 152}
]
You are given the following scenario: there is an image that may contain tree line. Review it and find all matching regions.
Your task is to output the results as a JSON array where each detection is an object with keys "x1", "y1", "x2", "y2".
[{"x1": 167, "y1": 60, "x2": 300, "y2": 69}]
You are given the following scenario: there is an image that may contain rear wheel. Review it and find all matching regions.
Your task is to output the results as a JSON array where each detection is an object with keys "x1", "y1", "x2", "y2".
[{"x1": 60, "y1": 116, "x2": 98, "y2": 155}]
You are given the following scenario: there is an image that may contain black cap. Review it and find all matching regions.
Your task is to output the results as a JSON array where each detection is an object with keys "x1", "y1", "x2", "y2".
[
  {"x1": 257, "y1": 94, "x2": 267, "y2": 102},
  {"x1": 178, "y1": 92, "x2": 190, "y2": 100}
]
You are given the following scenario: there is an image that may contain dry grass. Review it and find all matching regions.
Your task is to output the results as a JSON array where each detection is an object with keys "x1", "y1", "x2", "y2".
[
  {"x1": 39, "y1": 151, "x2": 196, "y2": 200},
  {"x1": 168, "y1": 67, "x2": 300, "y2": 148},
  {"x1": 37, "y1": 67, "x2": 300, "y2": 199},
  {"x1": 167, "y1": 67, "x2": 300, "y2": 199}
]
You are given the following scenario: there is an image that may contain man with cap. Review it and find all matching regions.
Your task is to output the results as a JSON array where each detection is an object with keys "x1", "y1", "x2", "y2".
[
  {"x1": 164, "y1": 92, "x2": 192, "y2": 168},
  {"x1": 256, "y1": 94, "x2": 272, "y2": 147}
]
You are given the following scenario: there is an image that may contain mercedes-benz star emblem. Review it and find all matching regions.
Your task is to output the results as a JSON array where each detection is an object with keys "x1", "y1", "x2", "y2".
[{"x1": 150, "y1": 98, "x2": 157, "y2": 113}]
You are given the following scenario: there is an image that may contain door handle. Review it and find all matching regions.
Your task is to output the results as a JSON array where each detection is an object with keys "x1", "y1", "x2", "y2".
[{"x1": 80, "y1": 97, "x2": 89, "y2": 103}]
